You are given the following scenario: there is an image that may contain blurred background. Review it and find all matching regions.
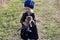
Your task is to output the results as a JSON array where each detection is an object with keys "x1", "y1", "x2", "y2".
[{"x1": 0, "y1": 0, "x2": 60, "y2": 40}]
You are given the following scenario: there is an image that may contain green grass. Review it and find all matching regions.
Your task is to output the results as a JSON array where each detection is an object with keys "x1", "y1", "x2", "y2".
[{"x1": 0, "y1": 0, "x2": 23, "y2": 40}]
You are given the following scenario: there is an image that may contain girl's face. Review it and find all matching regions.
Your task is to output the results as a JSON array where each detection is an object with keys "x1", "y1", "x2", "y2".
[{"x1": 25, "y1": 7, "x2": 32, "y2": 14}]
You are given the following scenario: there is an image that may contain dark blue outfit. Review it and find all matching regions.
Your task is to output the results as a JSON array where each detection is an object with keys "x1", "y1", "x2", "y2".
[{"x1": 20, "y1": 13, "x2": 38, "y2": 40}]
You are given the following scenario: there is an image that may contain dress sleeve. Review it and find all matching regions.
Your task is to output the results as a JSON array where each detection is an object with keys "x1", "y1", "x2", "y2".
[
  {"x1": 20, "y1": 13, "x2": 26, "y2": 24},
  {"x1": 33, "y1": 13, "x2": 36, "y2": 21}
]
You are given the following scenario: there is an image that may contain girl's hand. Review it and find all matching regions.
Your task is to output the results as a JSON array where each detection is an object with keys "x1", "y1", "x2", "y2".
[{"x1": 23, "y1": 22, "x2": 28, "y2": 27}]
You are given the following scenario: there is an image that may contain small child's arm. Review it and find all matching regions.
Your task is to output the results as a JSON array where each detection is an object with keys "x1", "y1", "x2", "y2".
[
  {"x1": 33, "y1": 13, "x2": 36, "y2": 23},
  {"x1": 20, "y1": 13, "x2": 28, "y2": 27},
  {"x1": 20, "y1": 13, "x2": 25, "y2": 24},
  {"x1": 17, "y1": 13, "x2": 25, "y2": 32}
]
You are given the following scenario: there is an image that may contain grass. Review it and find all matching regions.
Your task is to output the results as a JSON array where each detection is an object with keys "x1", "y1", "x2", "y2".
[{"x1": 0, "y1": 0, "x2": 23, "y2": 40}]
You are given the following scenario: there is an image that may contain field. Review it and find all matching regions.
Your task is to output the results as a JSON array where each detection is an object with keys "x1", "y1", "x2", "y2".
[{"x1": 0, "y1": 0, "x2": 60, "y2": 40}]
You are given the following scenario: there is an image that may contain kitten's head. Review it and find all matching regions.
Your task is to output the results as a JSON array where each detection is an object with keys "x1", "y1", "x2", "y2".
[{"x1": 26, "y1": 16, "x2": 33, "y2": 22}]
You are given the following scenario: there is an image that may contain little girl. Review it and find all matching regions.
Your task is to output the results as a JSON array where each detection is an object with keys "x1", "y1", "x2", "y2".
[{"x1": 20, "y1": 0, "x2": 38, "y2": 40}]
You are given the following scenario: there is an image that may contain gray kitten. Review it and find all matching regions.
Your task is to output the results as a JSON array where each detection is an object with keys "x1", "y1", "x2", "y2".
[{"x1": 25, "y1": 16, "x2": 35, "y2": 32}]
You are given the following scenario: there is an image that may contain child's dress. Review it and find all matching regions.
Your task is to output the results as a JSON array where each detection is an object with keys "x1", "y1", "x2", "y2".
[{"x1": 20, "y1": 12, "x2": 38, "y2": 39}]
